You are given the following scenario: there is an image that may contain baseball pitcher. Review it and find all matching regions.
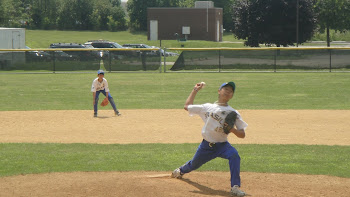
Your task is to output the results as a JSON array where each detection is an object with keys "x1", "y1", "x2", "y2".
[{"x1": 171, "y1": 81, "x2": 248, "y2": 196}]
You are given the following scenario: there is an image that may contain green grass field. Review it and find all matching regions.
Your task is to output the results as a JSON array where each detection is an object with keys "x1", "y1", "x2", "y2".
[
  {"x1": 0, "y1": 143, "x2": 349, "y2": 178},
  {"x1": 0, "y1": 73, "x2": 349, "y2": 110},
  {"x1": 26, "y1": 29, "x2": 350, "y2": 49},
  {"x1": 26, "y1": 30, "x2": 246, "y2": 49},
  {"x1": 0, "y1": 72, "x2": 349, "y2": 178},
  {"x1": 1, "y1": 29, "x2": 350, "y2": 179}
]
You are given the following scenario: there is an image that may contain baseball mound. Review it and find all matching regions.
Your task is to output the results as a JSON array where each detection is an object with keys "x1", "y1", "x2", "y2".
[
  {"x1": 1, "y1": 172, "x2": 349, "y2": 196},
  {"x1": 1, "y1": 109, "x2": 350, "y2": 196}
]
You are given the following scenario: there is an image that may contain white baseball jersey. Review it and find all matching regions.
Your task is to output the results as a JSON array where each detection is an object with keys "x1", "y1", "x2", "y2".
[
  {"x1": 188, "y1": 103, "x2": 248, "y2": 143},
  {"x1": 91, "y1": 78, "x2": 110, "y2": 92}
]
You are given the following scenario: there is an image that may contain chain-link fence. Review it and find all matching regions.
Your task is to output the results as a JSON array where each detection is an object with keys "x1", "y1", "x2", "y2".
[
  {"x1": 164, "y1": 47, "x2": 350, "y2": 72},
  {"x1": 1, "y1": 47, "x2": 350, "y2": 73},
  {"x1": 0, "y1": 48, "x2": 163, "y2": 73}
]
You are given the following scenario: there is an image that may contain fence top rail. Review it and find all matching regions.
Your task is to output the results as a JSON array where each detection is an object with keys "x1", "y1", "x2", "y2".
[
  {"x1": 167, "y1": 47, "x2": 350, "y2": 51},
  {"x1": 0, "y1": 48, "x2": 160, "y2": 52},
  {"x1": 3, "y1": 47, "x2": 350, "y2": 52}
]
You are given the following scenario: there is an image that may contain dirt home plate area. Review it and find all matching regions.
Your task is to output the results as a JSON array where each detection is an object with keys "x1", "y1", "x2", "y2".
[{"x1": 1, "y1": 109, "x2": 349, "y2": 196}]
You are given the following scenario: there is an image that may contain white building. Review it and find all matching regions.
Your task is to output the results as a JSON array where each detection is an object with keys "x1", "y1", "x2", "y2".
[
  {"x1": 0, "y1": 27, "x2": 25, "y2": 49},
  {"x1": 0, "y1": 28, "x2": 26, "y2": 68}
]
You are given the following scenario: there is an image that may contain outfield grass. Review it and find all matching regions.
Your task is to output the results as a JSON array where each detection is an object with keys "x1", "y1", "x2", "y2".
[
  {"x1": 1, "y1": 30, "x2": 349, "y2": 180},
  {"x1": 1, "y1": 72, "x2": 349, "y2": 179},
  {"x1": 0, "y1": 73, "x2": 349, "y2": 111},
  {"x1": 26, "y1": 30, "x2": 245, "y2": 49},
  {"x1": 26, "y1": 29, "x2": 350, "y2": 49},
  {"x1": 0, "y1": 143, "x2": 349, "y2": 178}
]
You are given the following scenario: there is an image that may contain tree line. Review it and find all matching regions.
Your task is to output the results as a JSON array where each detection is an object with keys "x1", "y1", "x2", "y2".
[
  {"x1": 0, "y1": 0, "x2": 127, "y2": 31},
  {"x1": 233, "y1": 0, "x2": 350, "y2": 47},
  {"x1": 0, "y1": 0, "x2": 349, "y2": 46}
]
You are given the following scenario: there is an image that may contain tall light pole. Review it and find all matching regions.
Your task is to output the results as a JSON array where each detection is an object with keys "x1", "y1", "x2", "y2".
[
  {"x1": 296, "y1": 0, "x2": 299, "y2": 47},
  {"x1": 207, "y1": 1, "x2": 209, "y2": 33}
]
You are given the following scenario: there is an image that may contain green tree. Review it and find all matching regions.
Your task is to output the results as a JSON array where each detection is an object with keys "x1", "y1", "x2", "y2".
[
  {"x1": 160, "y1": 0, "x2": 180, "y2": 6},
  {"x1": 110, "y1": 0, "x2": 121, "y2": 7},
  {"x1": 0, "y1": 0, "x2": 126, "y2": 31},
  {"x1": 178, "y1": 0, "x2": 196, "y2": 7},
  {"x1": 57, "y1": 0, "x2": 76, "y2": 30},
  {"x1": 315, "y1": 0, "x2": 350, "y2": 46},
  {"x1": 93, "y1": 0, "x2": 114, "y2": 30},
  {"x1": 52, "y1": 0, "x2": 126, "y2": 31},
  {"x1": 73, "y1": 0, "x2": 94, "y2": 30},
  {"x1": 0, "y1": 0, "x2": 5, "y2": 25},
  {"x1": 127, "y1": 0, "x2": 158, "y2": 31},
  {"x1": 108, "y1": 6, "x2": 127, "y2": 31},
  {"x1": 232, "y1": 0, "x2": 316, "y2": 47},
  {"x1": 0, "y1": 0, "x2": 30, "y2": 27},
  {"x1": 30, "y1": 0, "x2": 63, "y2": 29}
]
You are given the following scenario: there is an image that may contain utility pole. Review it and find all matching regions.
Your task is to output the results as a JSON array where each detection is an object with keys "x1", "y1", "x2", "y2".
[{"x1": 296, "y1": 0, "x2": 299, "y2": 47}]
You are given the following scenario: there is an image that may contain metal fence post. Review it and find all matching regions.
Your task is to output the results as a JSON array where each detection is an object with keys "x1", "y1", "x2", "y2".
[
  {"x1": 109, "y1": 50, "x2": 112, "y2": 72},
  {"x1": 274, "y1": 50, "x2": 277, "y2": 72},
  {"x1": 163, "y1": 48, "x2": 167, "y2": 73},
  {"x1": 159, "y1": 48, "x2": 162, "y2": 73},
  {"x1": 329, "y1": 49, "x2": 332, "y2": 72},
  {"x1": 53, "y1": 51, "x2": 56, "y2": 73},
  {"x1": 218, "y1": 50, "x2": 221, "y2": 72}
]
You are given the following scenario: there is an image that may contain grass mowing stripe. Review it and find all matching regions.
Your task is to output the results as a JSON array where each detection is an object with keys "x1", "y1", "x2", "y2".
[
  {"x1": 0, "y1": 73, "x2": 349, "y2": 110},
  {"x1": 0, "y1": 143, "x2": 349, "y2": 178},
  {"x1": 25, "y1": 29, "x2": 350, "y2": 49},
  {"x1": 25, "y1": 30, "x2": 245, "y2": 48}
]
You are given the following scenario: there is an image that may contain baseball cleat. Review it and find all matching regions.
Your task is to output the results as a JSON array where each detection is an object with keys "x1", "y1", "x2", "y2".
[
  {"x1": 171, "y1": 168, "x2": 183, "y2": 179},
  {"x1": 115, "y1": 111, "x2": 121, "y2": 116},
  {"x1": 93, "y1": 113, "x2": 97, "y2": 117},
  {"x1": 231, "y1": 185, "x2": 246, "y2": 196}
]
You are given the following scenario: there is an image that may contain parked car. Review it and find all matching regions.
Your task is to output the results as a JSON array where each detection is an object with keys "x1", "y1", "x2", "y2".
[
  {"x1": 25, "y1": 46, "x2": 51, "y2": 61},
  {"x1": 53, "y1": 51, "x2": 73, "y2": 60},
  {"x1": 150, "y1": 45, "x2": 179, "y2": 56},
  {"x1": 25, "y1": 46, "x2": 73, "y2": 62},
  {"x1": 49, "y1": 43, "x2": 99, "y2": 60},
  {"x1": 84, "y1": 40, "x2": 133, "y2": 59},
  {"x1": 122, "y1": 44, "x2": 178, "y2": 56},
  {"x1": 122, "y1": 44, "x2": 159, "y2": 56},
  {"x1": 84, "y1": 40, "x2": 124, "y2": 49}
]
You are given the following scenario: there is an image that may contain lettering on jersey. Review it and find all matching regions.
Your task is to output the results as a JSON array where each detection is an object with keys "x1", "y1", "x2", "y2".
[
  {"x1": 215, "y1": 127, "x2": 225, "y2": 133},
  {"x1": 210, "y1": 112, "x2": 224, "y2": 124},
  {"x1": 207, "y1": 111, "x2": 229, "y2": 135}
]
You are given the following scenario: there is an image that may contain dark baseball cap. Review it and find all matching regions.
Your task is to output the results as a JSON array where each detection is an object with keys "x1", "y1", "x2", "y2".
[
  {"x1": 219, "y1": 82, "x2": 236, "y2": 91},
  {"x1": 97, "y1": 70, "x2": 105, "y2": 75}
]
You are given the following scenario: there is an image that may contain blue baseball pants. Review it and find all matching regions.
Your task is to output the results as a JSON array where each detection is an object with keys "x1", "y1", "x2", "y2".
[
  {"x1": 94, "y1": 89, "x2": 118, "y2": 114},
  {"x1": 179, "y1": 139, "x2": 241, "y2": 187}
]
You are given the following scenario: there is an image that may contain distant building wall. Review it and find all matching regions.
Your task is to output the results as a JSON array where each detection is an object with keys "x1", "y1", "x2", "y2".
[
  {"x1": 0, "y1": 28, "x2": 25, "y2": 66},
  {"x1": 0, "y1": 28, "x2": 25, "y2": 49},
  {"x1": 147, "y1": 8, "x2": 223, "y2": 42}
]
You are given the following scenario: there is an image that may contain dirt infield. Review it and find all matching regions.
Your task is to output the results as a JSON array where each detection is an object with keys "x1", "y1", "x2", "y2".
[
  {"x1": 1, "y1": 109, "x2": 349, "y2": 196},
  {"x1": 1, "y1": 171, "x2": 349, "y2": 197},
  {"x1": 1, "y1": 109, "x2": 349, "y2": 145}
]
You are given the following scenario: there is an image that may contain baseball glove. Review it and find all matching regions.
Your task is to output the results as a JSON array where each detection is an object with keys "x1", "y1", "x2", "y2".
[
  {"x1": 223, "y1": 111, "x2": 238, "y2": 134},
  {"x1": 100, "y1": 97, "x2": 109, "y2": 107}
]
